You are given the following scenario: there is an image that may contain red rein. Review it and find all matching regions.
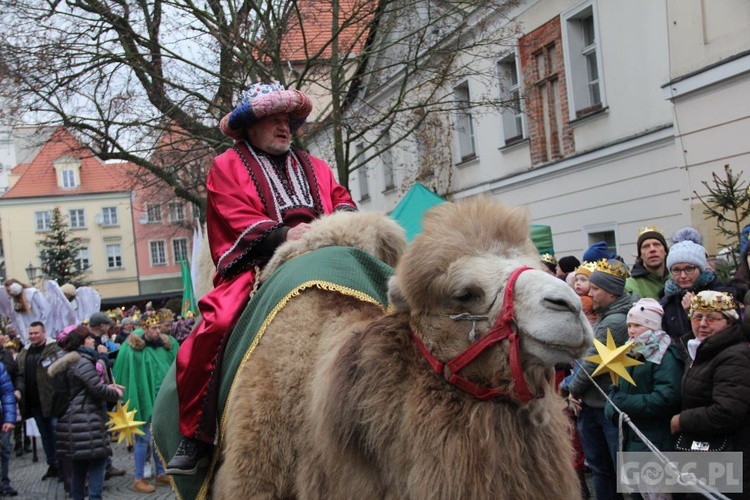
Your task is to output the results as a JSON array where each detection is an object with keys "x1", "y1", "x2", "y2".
[{"x1": 411, "y1": 266, "x2": 541, "y2": 403}]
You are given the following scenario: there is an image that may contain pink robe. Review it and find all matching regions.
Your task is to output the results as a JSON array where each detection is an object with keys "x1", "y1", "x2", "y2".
[{"x1": 176, "y1": 143, "x2": 356, "y2": 442}]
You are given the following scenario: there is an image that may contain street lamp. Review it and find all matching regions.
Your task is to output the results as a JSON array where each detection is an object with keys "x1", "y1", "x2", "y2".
[{"x1": 25, "y1": 262, "x2": 41, "y2": 284}]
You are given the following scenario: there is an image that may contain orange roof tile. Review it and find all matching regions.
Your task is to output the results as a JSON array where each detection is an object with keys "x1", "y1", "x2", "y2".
[
  {"x1": 274, "y1": 0, "x2": 375, "y2": 63},
  {"x1": 2, "y1": 128, "x2": 135, "y2": 199}
]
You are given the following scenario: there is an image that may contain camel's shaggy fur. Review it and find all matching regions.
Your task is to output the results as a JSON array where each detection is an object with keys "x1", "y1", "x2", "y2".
[
  {"x1": 213, "y1": 198, "x2": 592, "y2": 499},
  {"x1": 259, "y1": 211, "x2": 406, "y2": 282}
]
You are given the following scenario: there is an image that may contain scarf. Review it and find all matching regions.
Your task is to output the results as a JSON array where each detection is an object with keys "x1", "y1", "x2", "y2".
[
  {"x1": 663, "y1": 270, "x2": 716, "y2": 297},
  {"x1": 631, "y1": 329, "x2": 671, "y2": 364}
]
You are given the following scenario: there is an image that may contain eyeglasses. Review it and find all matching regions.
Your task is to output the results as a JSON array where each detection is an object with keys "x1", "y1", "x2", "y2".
[
  {"x1": 690, "y1": 313, "x2": 727, "y2": 324},
  {"x1": 671, "y1": 265, "x2": 698, "y2": 276}
]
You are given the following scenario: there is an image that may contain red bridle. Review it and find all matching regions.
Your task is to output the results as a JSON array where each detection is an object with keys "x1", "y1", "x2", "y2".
[{"x1": 411, "y1": 266, "x2": 542, "y2": 403}]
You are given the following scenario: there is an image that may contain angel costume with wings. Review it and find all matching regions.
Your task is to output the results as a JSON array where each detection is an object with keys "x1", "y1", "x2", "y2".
[{"x1": 0, "y1": 282, "x2": 51, "y2": 344}]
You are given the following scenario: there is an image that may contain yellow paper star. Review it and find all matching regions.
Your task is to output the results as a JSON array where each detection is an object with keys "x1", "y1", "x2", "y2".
[
  {"x1": 106, "y1": 400, "x2": 146, "y2": 446},
  {"x1": 584, "y1": 328, "x2": 643, "y2": 386}
]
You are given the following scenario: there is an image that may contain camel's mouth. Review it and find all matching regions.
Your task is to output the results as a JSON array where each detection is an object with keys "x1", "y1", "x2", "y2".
[{"x1": 521, "y1": 330, "x2": 590, "y2": 360}]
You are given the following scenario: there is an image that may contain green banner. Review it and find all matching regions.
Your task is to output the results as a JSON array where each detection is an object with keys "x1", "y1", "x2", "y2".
[{"x1": 180, "y1": 259, "x2": 197, "y2": 317}]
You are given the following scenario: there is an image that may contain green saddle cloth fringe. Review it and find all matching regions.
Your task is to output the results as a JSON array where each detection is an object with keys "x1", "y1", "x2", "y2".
[{"x1": 152, "y1": 246, "x2": 394, "y2": 500}]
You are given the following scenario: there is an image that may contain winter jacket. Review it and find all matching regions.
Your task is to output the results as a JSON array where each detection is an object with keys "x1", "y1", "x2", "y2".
[
  {"x1": 678, "y1": 323, "x2": 750, "y2": 494},
  {"x1": 624, "y1": 259, "x2": 669, "y2": 300},
  {"x1": 48, "y1": 349, "x2": 120, "y2": 461},
  {"x1": 604, "y1": 345, "x2": 683, "y2": 452},
  {"x1": 14, "y1": 338, "x2": 63, "y2": 418},
  {"x1": 0, "y1": 363, "x2": 16, "y2": 425},
  {"x1": 565, "y1": 291, "x2": 636, "y2": 408}
]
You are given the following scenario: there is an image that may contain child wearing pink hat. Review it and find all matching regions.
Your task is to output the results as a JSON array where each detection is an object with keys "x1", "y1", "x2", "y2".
[{"x1": 604, "y1": 299, "x2": 683, "y2": 476}]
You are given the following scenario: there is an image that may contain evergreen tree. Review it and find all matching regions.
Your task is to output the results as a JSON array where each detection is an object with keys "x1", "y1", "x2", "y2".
[
  {"x1": 695, "y1": 164, "x2": 750, "y2": 268},
  {"x1": 37, "y1": 207, "x2": 88, "y2": 286}
]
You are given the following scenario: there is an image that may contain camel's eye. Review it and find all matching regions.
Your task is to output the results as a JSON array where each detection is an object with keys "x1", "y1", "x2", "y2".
[{"x1": 453, "y1": 287, "x2": 482, "y2": 304}]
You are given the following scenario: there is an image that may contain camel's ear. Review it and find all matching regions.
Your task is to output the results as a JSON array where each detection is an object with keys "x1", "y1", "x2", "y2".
[{"x1": 388, "y1": 276, "x2": 409, "y2": 312}]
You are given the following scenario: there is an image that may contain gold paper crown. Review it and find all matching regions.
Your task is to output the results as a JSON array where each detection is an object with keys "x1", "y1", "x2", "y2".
[
  {"x1": 156, "y1": 309, "x2": 173, "y2": 323},
  {"x1": 574, "y1": 261, "x2": 598, "y2": 276},
  {"x1": 540, "y1": 253, "x2": 557, "y2": 266},
  {"x1": 637, "y1": 225, "x2": 664, "y2": 237},
  {"x1": 143, "y1": 314, "x2": 160, "y2": 327},
  {"x1": 689, "y1": 291, "x2": 736, "y2": 315},
  {"x1": 593, "y1": 258, "x2": 630, "y2": 280},
  {"x1": 184, "y1": 311, "x2": 195, "y2": 319}
]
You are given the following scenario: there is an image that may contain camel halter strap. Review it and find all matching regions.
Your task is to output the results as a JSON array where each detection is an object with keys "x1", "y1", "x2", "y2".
[{"x1": 411, "y1": 266, "x2": 540, "y2": 403}]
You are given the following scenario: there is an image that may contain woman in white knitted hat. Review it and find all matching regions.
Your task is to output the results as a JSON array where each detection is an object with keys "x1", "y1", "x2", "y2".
[{"x1": 659, "y1": 240, "x2": 738, "y2": 349}]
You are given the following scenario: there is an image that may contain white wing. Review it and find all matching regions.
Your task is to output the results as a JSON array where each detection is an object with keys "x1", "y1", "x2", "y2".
[
  {"x1": 43, "y1": 281, "x2": 76, "y2": 338},
  {"x1": 75, "y1": 287, "x2": 101, "y2": 323}
]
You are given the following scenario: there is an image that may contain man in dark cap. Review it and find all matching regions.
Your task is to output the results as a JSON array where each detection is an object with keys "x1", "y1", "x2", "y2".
[
  {"x1": 556, "y1": 255, "x2": 580, "y2": 282},
  {"x1": 561, "y1": 259, "x2": 635, "y2": 500},
  {"x1": 625, "y1": 226, "x2": 669, "y2": 300}
]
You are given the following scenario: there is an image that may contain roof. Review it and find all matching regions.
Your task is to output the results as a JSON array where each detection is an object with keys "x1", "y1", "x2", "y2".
[
  {"x1": 278, "y1": 0, "x2": 375, "y2": 62},
  {"x1": 1, "y1": 128, "x2": 133, "y2": 199}
]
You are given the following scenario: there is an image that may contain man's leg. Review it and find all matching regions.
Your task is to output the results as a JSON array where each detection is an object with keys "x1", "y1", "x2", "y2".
[
  {"x1": 577, "y1": 404, "x2": 618, "y2": 500},
  {"x1": 0, "y1": 430, "x2": 15, "y2": 496},
  {"x1": 167, "y1": 272, "x2": 253, "y2": 475},
  {"x1": 31, "y1": 407, "x2": 58, "y2": 475}
]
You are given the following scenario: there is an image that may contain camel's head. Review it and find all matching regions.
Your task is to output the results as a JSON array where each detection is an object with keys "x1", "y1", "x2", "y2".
[{"x1": 391, "y1": 198, "x2": 592, "y2": 396}]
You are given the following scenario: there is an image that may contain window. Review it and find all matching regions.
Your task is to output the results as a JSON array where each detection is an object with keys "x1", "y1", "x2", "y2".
[
  {"x1": 35, "y1": 211, "x2": 51, "y2": 231},
  {"x1": 69, "y1": 209, "x2": 85, "y2": 229},
  {"x1": 61, "y1": 169, "x2": 77, "y2": 188},
  {"x1": 586, "y1": 226, "x2": 618, "y2": 258},
  {"x1": 53, "y1": 157, "x2": 80, "y2": 189},
  {"x1": 356, "y1": 144, "x2": 369, "y2": 201},
  {"x1": 534, "y1": 43, "x2": 564, "y2": 162},
  {"x1": 146, "y1": 204, "x2": 162, "y2": 223},
  {"x1": 102, "y1": 207, "x2": 118, "y2": 226},
  {"x1": 498, "y1": 55, "x2": 525, "y2": 144},
  {"x1": 106, "y1": 244, "x2": 123, "y2": 269},
  {"x1": 169, "y1": 202, "x2": 185, "y2": 222},
  {"x1": 563, "y1": 4, "x2": 603, "y2": 118},
  {"x1": 380, "y1": 132, "x2": 395, "y2": 191},
  {"x1": 150, "y1": 240, "x2": 167, "y2": 266},
  {"x1": 76, "y1": 247, "x2": 90, "y2": 272},
  {"x1": 454, "y1": 82, "x2": 476, "y2": 161},
  {"x1": 173, "y1": 238, "x2": 189, "y2": 264}
]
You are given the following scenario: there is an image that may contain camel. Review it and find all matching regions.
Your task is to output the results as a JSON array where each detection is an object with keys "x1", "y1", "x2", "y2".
[{"x1": 212, "y1": 198, "x2": 593, "y2": 499}]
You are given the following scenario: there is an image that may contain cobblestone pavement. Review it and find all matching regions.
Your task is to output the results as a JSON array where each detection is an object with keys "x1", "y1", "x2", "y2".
[{"x1": 8, "y1": 438, "x2": 176, "y2": 499}]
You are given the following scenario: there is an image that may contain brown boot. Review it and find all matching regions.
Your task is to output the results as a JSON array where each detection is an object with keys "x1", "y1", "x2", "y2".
[
  {"x1": 155, "y1": 474, "x2": 171, "y2": 486},
  {"x1": 133, "y1": 478, "x2": 156, "y2": 493}
]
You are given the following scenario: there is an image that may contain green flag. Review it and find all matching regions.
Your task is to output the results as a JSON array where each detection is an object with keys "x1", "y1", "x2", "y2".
[{"x1": 180, "y1": 259, "x2": 197, "y2": 317}]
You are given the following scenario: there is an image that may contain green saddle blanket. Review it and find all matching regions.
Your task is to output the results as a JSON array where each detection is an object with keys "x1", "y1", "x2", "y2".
[{"x1": 152, "y1": 246, "x2": 394, "y2": 500}]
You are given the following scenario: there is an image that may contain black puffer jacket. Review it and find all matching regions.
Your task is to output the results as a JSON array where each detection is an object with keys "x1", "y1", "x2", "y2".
[
  {"x1": 48, "y1": 350, "x2": 120, "y2": 461},
  {"x1": 679, "y1": 323, "x2": 750, "y2": 495}
]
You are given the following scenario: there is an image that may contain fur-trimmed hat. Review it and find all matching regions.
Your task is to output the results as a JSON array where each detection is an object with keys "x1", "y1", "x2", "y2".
[
  {"x1": 219, "y1": 82, "x2": 313, "y2": 140},
  {"x1": 627, "y1": 298, "x2": 664, "y2": 331},
  {"x1": 666, "y1": 240, "x2": 707, "y2": 272},
  {"x1": 589, "y1": 259, "x2": 630, "y2": 296},
  {"x1": 689, "y1": 290, "x2": 739, "y2": 321},
  {"x1": 636, "y1": 226, "x2": 668, "y2": 258}
]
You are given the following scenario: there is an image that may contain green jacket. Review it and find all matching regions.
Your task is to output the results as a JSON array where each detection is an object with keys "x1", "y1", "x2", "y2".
[
  {"x1": 624, "y1": 261, "x2": 669, "y2": 300},
  {"x1": 15, "y1": 338, "x2": 63, "y2": 418},
  {"x1": 604, "y1": 345, "x2": 683, "y2": 452},
  {"x1": 113, "y1": 332, "x2": 178, "y2": 423}
]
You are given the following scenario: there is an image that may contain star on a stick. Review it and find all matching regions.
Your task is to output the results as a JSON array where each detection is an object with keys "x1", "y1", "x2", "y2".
[
  {"x1": 106, "y1": 400, "x2": 146, "y2": 446},
  {"x1": 584, "y1": 328, "x2": 643, "y2": 386}
]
